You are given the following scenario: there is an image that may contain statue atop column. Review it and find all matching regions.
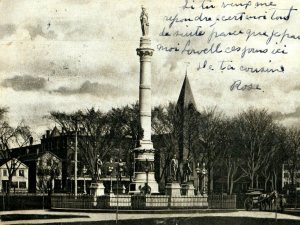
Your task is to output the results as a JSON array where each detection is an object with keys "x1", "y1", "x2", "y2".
[{"x1": 140, "y1": 6, "x2": 149, "y2": 36}]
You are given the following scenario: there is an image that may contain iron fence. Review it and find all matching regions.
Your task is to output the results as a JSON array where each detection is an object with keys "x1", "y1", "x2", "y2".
[
  {"x1": 51, "y1": 194, "x2": 236, "y2": 210},
  {"x1": 131, "y1": 195, "x2": 169, "y2": 209},
  {"x1": 170, "y1": 196, "x2": 208, "y2": 208},
  {"x1": 98, "y1": 195, "x2": 132, "y2": 209},
  {"x1": 208, "y1": 194, "x2": 236, "y2": 209},
  {"x1": 51, "y1": 194, "x2": 95, "y2": 209}
]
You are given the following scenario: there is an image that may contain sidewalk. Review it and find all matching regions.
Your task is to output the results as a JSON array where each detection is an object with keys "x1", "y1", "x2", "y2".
[{"x1": 1, "y1": 210, "x2": 300, "y2": 225}]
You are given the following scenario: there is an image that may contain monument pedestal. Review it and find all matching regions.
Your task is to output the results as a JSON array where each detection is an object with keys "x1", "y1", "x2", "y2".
[
  {"x1": 181, "y1": 182, "x2": 195, "y2": 196},
  {"x1": 90, "y1": 181, "x2": 105, "y2": 196},
  {"x1": 165, "y1": 182, "x2": 181, "y2": 196}
]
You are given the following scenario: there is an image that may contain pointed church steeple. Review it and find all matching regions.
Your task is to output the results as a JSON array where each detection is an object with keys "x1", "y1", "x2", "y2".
[
  {"x1": 176, "y1": 74, "x2": 197, "y2": 110},
  {"x1": 51, "y1": 126, "x2": 60, "y2": 137}
]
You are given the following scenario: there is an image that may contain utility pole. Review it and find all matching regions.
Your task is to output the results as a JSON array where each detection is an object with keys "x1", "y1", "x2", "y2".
[
  {"x1": 83, "y1": 165, "x2": 87, "y2": 194},
  {"x1": 74, "y1": 125, "x2": 78, "y2": 199}
]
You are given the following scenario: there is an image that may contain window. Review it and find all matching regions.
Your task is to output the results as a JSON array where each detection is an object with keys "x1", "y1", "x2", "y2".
[
  {"x1": 3, "y1": 169, "x2": 7, "y2": 177},
  {"x1": 19, "y1": 182, "x2": 26, "y2": 188},
  {"x1": 11, "y1": 182, "x2": 18, "y2": 188},
  {"x1": 19, "y1": 169, "x2": 24, "y2": 177}
]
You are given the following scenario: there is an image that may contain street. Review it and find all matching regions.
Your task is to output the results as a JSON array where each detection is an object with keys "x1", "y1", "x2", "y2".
[{"x1": 1, "y1": 209, "x2": 300, "y2": 225}]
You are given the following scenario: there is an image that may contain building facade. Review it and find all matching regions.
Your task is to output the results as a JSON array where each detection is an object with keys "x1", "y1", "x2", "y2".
[
  {"x1": 282, "y1": 163, "x2": 300, "y2": 189},
  {"x1": 0, "y1": 159, "x2": 29, "y2": 193}
]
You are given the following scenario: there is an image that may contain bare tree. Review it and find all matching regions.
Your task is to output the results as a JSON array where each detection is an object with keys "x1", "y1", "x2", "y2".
[
  {"x1": 259, "y1": 125, "x2": 286, "y2": 191},
  {"x1": 221, "y1": 119, "x2": 247, "y2": 194},
  {"x1": 195, "y1": 107, "x2": 225, "y2": 193},
  {"x1": 0, "y1": 107, "x2": 31, "y2": 194},
  {"x1": 235, "y1": 108, "x2": 277, "y2": 189}
]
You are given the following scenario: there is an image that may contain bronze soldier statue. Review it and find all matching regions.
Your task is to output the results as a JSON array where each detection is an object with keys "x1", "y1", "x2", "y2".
[
  {"x1": 95, "y1": 155, "x2": 102, "y2": 181},
  {"x1": 183, "y1": 159, "x2": 192, "y2": 183},
  {"x1": 170, "y1": 154, "x2": 179, "y2": 181}
]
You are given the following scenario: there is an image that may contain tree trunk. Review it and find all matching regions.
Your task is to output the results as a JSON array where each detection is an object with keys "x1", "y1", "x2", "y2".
[
  {"x1": 264, "y1": 179, "x2": 268, "y2": 191},
  {"x1": 250, "y1": 174, "x2": 254, "y2": 189},
  {"x1": 270, "y1": 177, "x2": 274, "y2": 191},
  {"x1": 7, "y1": 175, "x2": 13, "y2": 195},
  {"x1": 274, "y1": 171, "x2": 277, "y2": 191},
  {"x1": 209, "y1": 167, "x2": 214, "y2": 193},
  {"x1": 230, "y1": 174, "x2": 234, "y2": 195},
  {"x1": 159, "y1": 159, "x2": 168, "y2": 183},
  {"x1": 227, "y1": 166, "x2": 231, "y2": 194},
  {"x1": 256, "y1": 175, "x2": 259, "y2": 189},
  {"x1": 227, "y1": 174, "x2": 230, "y2": 194}
]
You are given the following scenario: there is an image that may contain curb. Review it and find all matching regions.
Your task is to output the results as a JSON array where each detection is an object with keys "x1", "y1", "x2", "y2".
[{"x1": 50, "y1": 208, "x2": 238, "y2": 214}]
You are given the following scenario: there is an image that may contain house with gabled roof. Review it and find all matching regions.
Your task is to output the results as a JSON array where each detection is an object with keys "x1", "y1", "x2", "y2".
[{"x1": 0, "y1": 158, "x2": 29, "y2": 193}]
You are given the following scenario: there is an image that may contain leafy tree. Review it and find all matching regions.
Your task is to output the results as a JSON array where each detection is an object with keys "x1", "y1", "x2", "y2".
[
  {"x1": 49, "y1": 104, "x2": 142, "y2": 181},
  {"x1": 180, "y1": 104, "x2": 200, "y2": 164},
  {"x1": 152, "y1": 102, "x2": 200, "y2": 184},
  {"x1": 152, "y1": 103, "x2": 181, "y2": 183},
  {"x1": 49, "y1": 108, "x2": 113, "y2": 181},
  {"x1": 36, "y1": 153, "x2": 61, "y2": 193},
  {"x1": 106, "y1": 103, "x2": 142, "y2": 178}
]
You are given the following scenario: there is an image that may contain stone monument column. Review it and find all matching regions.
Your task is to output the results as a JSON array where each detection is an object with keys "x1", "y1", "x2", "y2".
[
  {"x1": 138, "y1": 37, "x2": 153, "y2": 148},
  {"x1": 129, "y1": 7, "x2": 159, "y2": 194}
]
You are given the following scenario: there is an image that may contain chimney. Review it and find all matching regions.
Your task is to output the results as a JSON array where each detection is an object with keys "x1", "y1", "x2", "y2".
[
  {"x1": 46, "y1": 130, "x2": 50, "y2": 138},
  {"x1": 29, "y1": 136, "x2": 33, "y2": 145}
]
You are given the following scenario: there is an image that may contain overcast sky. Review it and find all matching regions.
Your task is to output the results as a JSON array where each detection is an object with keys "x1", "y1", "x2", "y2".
[{"x1": 0, "y1": 0, "x2": 299, "y2": 141}]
